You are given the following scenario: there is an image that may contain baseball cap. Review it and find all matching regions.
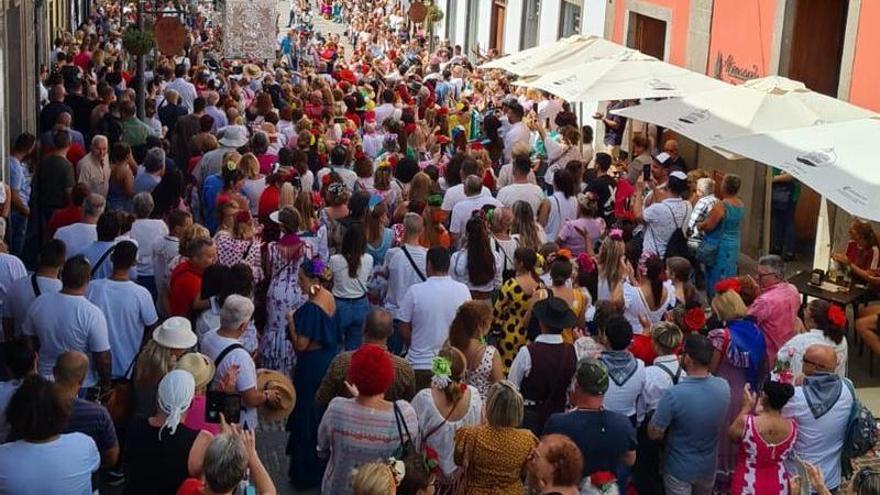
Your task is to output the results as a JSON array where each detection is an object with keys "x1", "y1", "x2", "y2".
[{"x1": 575, "y1": 357, "x2": 609, "y2": 396}]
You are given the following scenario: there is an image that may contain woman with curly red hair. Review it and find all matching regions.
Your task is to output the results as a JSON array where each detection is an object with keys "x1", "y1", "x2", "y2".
[{"x1": 317, "y1": 344, "x2": 420, "y2": 494}]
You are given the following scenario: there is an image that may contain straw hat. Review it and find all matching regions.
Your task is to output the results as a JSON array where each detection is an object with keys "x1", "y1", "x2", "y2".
[
  {"x1": 257, "y1": 369, "x2": 296, "y2": 422},
  {"x1": 243, "y1": 63, "x2": 262, "y2": 78},
  {"x1": 152, "y1": 317, "x2": 198, "y2": 350},
  {"x1": 175, "y1": 353, "x2": 216, "y2": 391}
]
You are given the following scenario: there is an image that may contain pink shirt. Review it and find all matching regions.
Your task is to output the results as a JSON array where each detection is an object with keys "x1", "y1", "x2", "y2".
[
  {"x1": 747, "y1": 282, "x2": 801, "y2": 366},
  {"x1": 183, "y1": 394, "x2": 220, "y2": 435}
]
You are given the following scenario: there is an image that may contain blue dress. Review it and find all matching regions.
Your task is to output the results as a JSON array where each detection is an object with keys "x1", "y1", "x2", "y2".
[
  {"x1": 707, "y1": 202, "x2": 744, "y2": 296},
  {"x1": 286, "y1": 300, "x2": 338, "y2": 490}
]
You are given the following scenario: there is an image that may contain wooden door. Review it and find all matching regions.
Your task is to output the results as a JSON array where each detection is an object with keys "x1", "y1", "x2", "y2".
[
  {"x1": 787, "y1": 0, "x2": 848, "y2": 97},
  {"x1": 631, "y1": 13, "x2": 665, "y2": 60},
  {"x1": 491, "y1": 1, "x2": 505, "y2": 51}
]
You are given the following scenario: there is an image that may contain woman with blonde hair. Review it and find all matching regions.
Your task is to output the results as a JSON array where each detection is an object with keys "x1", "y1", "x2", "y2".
[
  {"x1": 364, "y1": 198, "x2": 394, "y2": 266},
  {"x1": 132, "y1": 317, "x2": 198, "y2": 420},
  {"x1": 393, "y1": 171, "x2": 432, "y2": 222},
  {"x1": 708, "y1": 278, "x2": 767, "y2": 491},
  {"x1": 450, "y1": 302, "x2": 504, "y2": 400},
  {"x1": 511, "y1": 201, "x2": 546, "y2": 251},
  {"x1": 412, "y1": 347, "x2": 483, "y2": 494},
  {"x1": 214, "y1": 209, "x2": 263, "y2": 282},
  {"x1": 351, "y1": 461, "x2": 400, "y2": 495},
  {"x1": 239, "y1": 152, "x2": 266, "y2": 215},
  {"x1": 454, "y1": 381, "x2": 537, "y2": 494},
  {"x1": 596, "y1": 231, "x2": 627, "y2": 305}
]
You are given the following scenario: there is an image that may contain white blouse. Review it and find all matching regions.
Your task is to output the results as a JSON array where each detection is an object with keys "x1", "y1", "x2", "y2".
[
  {"x1": 622, "y1": 280, "x2": 677, "y2": 333},
  {"x1": 450, "y1": 249, "x2": 503, "y2": 292},
  {"x1": 411, "y1": 386, "x2": 483, "y2": 477},
  {"x1": 774, "y1": 329, "x2": 848, "y2": 380}
]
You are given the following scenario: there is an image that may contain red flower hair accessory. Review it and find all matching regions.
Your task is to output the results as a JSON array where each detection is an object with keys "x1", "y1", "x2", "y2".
[
  {"x1": 827, "y1": 304, "x2": 847, "y2": 328},
  {"x1": 590, "y1": 471, "x2": 617, "y2": 488},
  {"x1": 577, "y1": 253, "x2": 597, "y2": 274},
  {"x1": 714, "y1": 278, "x2": 741, "y2": 295},
  {"x1": 684, "y1": 307, "x2": 707, "y2": 332}
]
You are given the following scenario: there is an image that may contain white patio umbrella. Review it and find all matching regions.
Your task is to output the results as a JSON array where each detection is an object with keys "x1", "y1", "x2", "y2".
[
  {"x1": 479, "y1": 35, "x2": 635, "y2": 78},
  {"x1": 612, "y1": 76, "x2": 874, "y2": 159},
  {"x1": 716, "y1": 117, "x2": 880, "y2": 221},
  {"x1": 513, "y1": 51, "x2": 728, "y2": 102}
]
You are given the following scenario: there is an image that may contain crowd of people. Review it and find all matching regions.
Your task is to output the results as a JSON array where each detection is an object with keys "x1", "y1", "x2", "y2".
[{"x1": 0, "y1": 0, "x2": 878, "y2": 494}]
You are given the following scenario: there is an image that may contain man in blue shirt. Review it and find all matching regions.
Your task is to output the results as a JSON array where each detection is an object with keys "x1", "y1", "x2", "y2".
[
  {"x1": 543, "y1": 357, "x2": 637, "y2": 484},
  {"x1": 649, "y1": 333, "x2": 730, "y2": 495}
]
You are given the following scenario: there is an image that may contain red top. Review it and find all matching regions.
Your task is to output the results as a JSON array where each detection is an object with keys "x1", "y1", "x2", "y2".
[
  {"x1": 175, "y1": 478, "x2": 203, "y2": 495},
  {"x1": 73, "y1": 52, "x2": 91, "y2": 70},
  {"x1": 47, "y1": 206, "x2": 83, "y2": 238},
  {"x1": 168, "y1": 261, "x2": 203, "y2": 318}
]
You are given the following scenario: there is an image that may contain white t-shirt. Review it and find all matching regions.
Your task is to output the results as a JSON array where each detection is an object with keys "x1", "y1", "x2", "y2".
[
  {"x1": 643, "y1": 198, "x2": 692, "y2": 258},
  {"x1": 22, "y1": 292, "x2": 110, "y2": 388},
  {"x1": 0, "y1": 379, "x2": 22, "y2": 443},
  {"x1": 399, "y1": 276, "x2": 471, "y2": 370},
  {"x1": 503, "y1": 122, "x2": 531, "y2": 163},
  {"x1": 3, "y1": 275, "x2": 62, "y2": 338},
  {"x1": 87, "y1": 279, "x2": 158, "y2": 379},
  {"x1": 383, "y1": 245, "x2": 427, "y2": 320},
  {"x1": 497, "y1": 183, "x2": 545, "y2": 213},
  {"x1": 0, "y1": 432, "x2": 99, "y2": 495},
  {"x1": 200, "y1": 329, "x2": 259, "y2": 429},
  {"x1": 775, "y1": 330, "x2": 849, "y2": 380},
  {"x1": 544, "y1": 192, "x2": 578, "y2": 241},
  {"x1": 54, "y1": 223, "x2": 98, "y2": 257},
  {"x1": 783, "y1": 382, "x2": 854, "y2": 489},
  {"x1": 0, "y1": 254, "x2": 28, "y2": 322},
  {"x1": 441, "y1": 184, "x2": 492, "y2": 212},
  {"x1": 330, "y1": 254, "x2": 374, "y2": 299},
  {"x1": 449, "y1": 194, "x2": 503, "y2": 238},
  {"x1": 129, "y1": 219, "x2": 169, "y2": 277},
  {"x1": 152, "y1": 235, "x2": 179, "y2": 316}
]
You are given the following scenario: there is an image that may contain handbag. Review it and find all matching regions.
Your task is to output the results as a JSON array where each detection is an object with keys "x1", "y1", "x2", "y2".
[
  {"x1": 393, "y1": 402, "x2": 421, "y2": 465},
  {"x1": 100, "y1": 349, "x2": 141, "y2": 425}
]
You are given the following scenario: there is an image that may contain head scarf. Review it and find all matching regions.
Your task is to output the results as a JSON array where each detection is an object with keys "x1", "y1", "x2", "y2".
[{"x1": 157, "y1": 370, "x2": 196, "y2": 439}]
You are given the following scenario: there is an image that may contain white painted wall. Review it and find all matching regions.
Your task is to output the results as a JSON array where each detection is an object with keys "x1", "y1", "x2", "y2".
[
  {"x1": 582, "y1": 0, "x2": 607, "y2": 36},
  {"x1": 477, "y1": 0, "x2": 492, "y2": 52},
  {"x1": 504, "y1": 0, "x2": 524, "y2": 53},
  {"x1": 538, "y1": 0, "x2": 561, "y2": 45},
  {"x1": 454, "y1": 0, "x2": 467, "y2": 47}
]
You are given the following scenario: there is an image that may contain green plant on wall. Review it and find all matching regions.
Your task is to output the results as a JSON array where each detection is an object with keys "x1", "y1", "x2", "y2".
[
  {"x1": 425, "y1": 1, "x2": 443, "y2": 48},
  {"x1": 122, "y1": 27, "x2": 155, "y2": 56}
]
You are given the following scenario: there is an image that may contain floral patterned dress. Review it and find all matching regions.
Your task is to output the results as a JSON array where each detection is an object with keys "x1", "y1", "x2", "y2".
[
  {"x1": 259, "y1": 234, "x2": 306, "y2": 376},
  {"x1": 730, "y1": 415, "x2": 798, "y2": 495}
]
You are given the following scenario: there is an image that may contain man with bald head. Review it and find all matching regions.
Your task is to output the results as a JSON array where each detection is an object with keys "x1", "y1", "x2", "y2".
[
  {"x1": 41, "y1": 112, "x2": 86, "y2": 150},
  {"x1": 77, "y1": 135, "x2": 111, "y2": 196},
  {"x1": 782, "y1": 344, "x2": 853, "y2": 491},
  {"x1": 53, "y1": 351, "x2": 119, "y2": 467}
]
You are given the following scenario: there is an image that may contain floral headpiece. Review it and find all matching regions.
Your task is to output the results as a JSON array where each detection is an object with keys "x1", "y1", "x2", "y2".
[
  {"x1": 327, "y1": 182, "x2": 347, "y2": 197},
  {"x1": 714, "y1": 278, "x2": 741, "y2": 294},
  {"x1": 577, "y1": 253, "x2": 597, "y2": 274},
  {"x1": 301, "y1": 257, "x2": 332, "y2": 282},
  {"x1": 430, "y1": 356, "x2": 453, "y2": 390},
  {"x1": 608, "y1": 228, "x2": 624, "y2": 241},
  {"x1": 225, "y1": 160, "x2": 238, "y2": 172},
  {"x1": 683, "y1": 307, "x2": 707, "y2": 332},
  {"x1": 556, "y1": 248, "x2": 572, "y2": 260},
  {"x1": 427, "y1": 194, "x2": 443, "y2": 207},
  {"x1": 385, "y1": 457, "x2": 406, "y2": 486},
  {"x1": 827, "y1": 304, "x2": 847, "y2": 328}
]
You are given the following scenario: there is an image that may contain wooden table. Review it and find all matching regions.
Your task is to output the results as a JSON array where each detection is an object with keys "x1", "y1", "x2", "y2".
[{"x1": 788, "y1": 271, "x2": 872, "y2": 312}]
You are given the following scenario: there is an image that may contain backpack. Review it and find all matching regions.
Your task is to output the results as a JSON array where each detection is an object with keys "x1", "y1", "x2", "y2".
[
  {"x1": 663, "y1": 203, "x2": 690, "y2": 261},
  {"x1": 842, "y1": 379, "x2": 877, "y2": 478}
]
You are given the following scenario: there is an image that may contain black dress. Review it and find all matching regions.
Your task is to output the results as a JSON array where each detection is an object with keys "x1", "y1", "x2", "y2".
[{"x1": 124, "y1": 418, "x2": 199, "y2": 495}]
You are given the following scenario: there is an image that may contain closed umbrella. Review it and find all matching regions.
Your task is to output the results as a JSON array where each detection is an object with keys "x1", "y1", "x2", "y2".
[
  {"x1": 716, "y1": 117, "x2": 880, "y2": 221},
  {"x1": 612, "y1": 76, "x2": 873, "y2": 159}
]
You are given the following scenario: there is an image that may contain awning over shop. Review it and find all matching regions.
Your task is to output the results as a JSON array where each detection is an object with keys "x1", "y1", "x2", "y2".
[
  {"x1": 612, "y1": 76, "x2": 874, "y2": 159},
  {"x1": 716, "y1": 117, "x2": 880, "y2": 222}
]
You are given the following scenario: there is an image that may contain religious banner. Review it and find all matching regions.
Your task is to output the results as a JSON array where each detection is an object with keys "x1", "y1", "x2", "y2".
[
  {"x1": 154, "y1": 17, "x2": 187, "y2": 56},
  {"x1": 223, "y1": 0, "x2": 278, "y2": 60}
]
